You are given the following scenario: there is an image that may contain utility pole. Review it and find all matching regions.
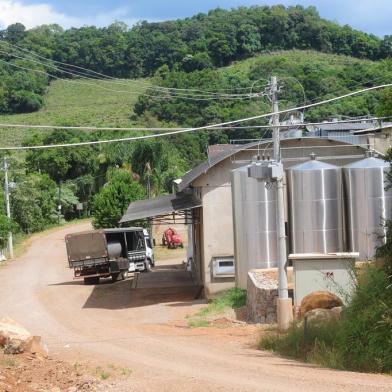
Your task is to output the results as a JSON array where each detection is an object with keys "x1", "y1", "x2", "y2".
[
  {"x1": 3, "y1": 157, "x2": 13, "y2": 259},
  {"x1": 57, "y1": 180, "x2": 62, "y2": 225},
  {"x1": 270, "y1": 76, "x2": 293, "y2": 331}
]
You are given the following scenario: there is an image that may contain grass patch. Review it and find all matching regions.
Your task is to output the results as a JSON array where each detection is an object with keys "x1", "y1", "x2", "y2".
[
  {"x1": 260, "y1": 321, "x2": 343, "y2": 369},
  {"x1": 187, "y1": 288, "x2": 246, "y2": 328},
  {"x1": 260, "y1": 264, "x2": 392, "y2": 373},
  {"x1": 95, "y1": 366, "x2": 111, "y2": 380},
  {"x1": 1, "y1": 356, "x2": 18, "y2": 367},
  {"x1": 120, "y1": 367, "x2": 133, "y2": 377}
]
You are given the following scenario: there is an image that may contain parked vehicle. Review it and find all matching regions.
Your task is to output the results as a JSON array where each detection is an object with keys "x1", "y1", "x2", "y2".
[
  {"x1": 65, "y1": 227, "x2": 154, "y2": 285},
  {"x1": 162, "y1": 227, "x2": 184, "y2": 249}
]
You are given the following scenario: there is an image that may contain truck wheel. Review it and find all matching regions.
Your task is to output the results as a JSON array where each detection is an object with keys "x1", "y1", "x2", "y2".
[
  {"x1": 111, "y1": 273, "x2": 120, "y2": 282},
  {"x1": 84, "y1": 277, "x2": 99, "y2": 285},
  {"x1": 144, "y1": 260, "x2": 151, "y2": 273}
]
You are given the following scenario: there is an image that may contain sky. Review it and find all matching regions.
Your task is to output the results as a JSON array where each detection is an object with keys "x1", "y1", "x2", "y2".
[{"x1": 0, "y1": 0, "x2": 391, "y2": 37}]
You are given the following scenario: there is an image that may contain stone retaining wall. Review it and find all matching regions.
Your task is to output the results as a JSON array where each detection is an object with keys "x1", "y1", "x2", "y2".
[
  {"x1": 246, "y1": 269, "x2": 293, "y2": 323},
  {"x1": 246, "y1": 270, "x2": 278, "y2": 323}
]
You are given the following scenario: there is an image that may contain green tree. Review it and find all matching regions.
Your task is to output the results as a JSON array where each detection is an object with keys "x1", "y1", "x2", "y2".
[
  {"x1": 11, "y1": 173, "x2": 58, "y2": 233},
  {"x1": 92, "y1": 169, "x2": 145, "y2": 228}
]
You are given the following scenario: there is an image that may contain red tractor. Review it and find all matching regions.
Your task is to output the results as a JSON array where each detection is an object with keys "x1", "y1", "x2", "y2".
[{"x1": 162, "y1": 228, "x2": 184, "y2": 249}]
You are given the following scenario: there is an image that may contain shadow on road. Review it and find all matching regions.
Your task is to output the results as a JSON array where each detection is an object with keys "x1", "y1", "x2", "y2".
[{"x1": 80, "y1": 265, "x2": 201, "y2": 310}]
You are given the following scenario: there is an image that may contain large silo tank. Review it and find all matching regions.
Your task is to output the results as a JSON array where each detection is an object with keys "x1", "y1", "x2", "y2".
[
  {"x1": 231, "y1": 165, "x2": 278, "y2": 289},
  {"x1": 343, "y1": 152, "x2": 392, "y2": 260},
  {"x1": 287, "y1": 154, "x2": 345, "y2": 254}
]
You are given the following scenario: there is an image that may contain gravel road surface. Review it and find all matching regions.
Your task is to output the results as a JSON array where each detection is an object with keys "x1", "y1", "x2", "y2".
[{"x1": 0, "y1": 222, "x2": 390, "y2": 391}]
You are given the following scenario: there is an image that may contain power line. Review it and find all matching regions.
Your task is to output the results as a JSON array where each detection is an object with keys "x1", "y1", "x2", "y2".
[
  {"x1": 0, "y1": 116, "x2": 389, "y2": 132},
  {"x1": 0, "y1": 41, "x2": 269, "y2": 96},
  {"x1": 0, "y1": 48, "x2": 256, "y2": 99},
  {"x1": 1, "y1": 82, "x2": 391, "y2": 151},
  {"x1": 0, "y1": 57, "x2": 263, "y2": 101}
]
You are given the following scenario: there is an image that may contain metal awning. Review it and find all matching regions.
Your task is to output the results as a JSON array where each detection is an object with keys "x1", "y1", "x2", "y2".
[{"x1": 119, "y1": 192, "x2": 201, "y2": 224}]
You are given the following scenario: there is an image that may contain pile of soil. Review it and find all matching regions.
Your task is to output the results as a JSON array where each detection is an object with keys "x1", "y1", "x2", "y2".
[{"x1": 0, "y1": 352, "x2": 107, "y2": 392}]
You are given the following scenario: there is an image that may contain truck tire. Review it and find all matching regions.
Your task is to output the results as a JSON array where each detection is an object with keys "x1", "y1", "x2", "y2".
[
  {"x1": 111, "y1": 273, "x2": 120, "y2": 282},
  {"x1": 84, "y1": 277, "x2": 99, "y2": 285},
  {"x1": 144, "y1": 260, "x2": 151, "y2": 273}
]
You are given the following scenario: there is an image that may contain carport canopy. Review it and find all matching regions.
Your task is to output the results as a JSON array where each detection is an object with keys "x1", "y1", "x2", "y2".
[{"x1": 120, "y1": 192, "x2": 201, "y2": 224}]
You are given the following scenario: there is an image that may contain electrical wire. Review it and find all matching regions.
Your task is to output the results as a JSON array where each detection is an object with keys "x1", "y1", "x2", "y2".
[
  {"x1": 0, "y1": 41, "x2": 269, "y2": 96},
  {"x1": 0, "y1": 57, "x2": 264, "y2": 101},
  {"x1": 1, "y1": 82, "x2": 391, "y2": 151},
  {"x1": 0, "y1": 116, "x2": 389, "y2": 132}
]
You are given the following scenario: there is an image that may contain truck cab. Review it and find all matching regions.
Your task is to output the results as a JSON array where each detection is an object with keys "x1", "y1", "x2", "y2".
[{"x1": 103, "y1": 228, "x2": 154, "y2": 272}]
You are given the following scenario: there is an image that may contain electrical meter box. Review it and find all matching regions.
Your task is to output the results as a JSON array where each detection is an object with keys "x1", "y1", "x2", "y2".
[
  {"x1": 248, "y1": 161, "x2": 283, "y2": 181},
  {"x1": 212, "y1": 256, "x2": 235, "y2": 278},
  {"x1": 289, "y1": 253, "x2": 359, "y2": 306}
]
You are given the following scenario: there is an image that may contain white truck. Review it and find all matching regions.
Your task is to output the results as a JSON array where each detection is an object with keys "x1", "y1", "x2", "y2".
[{"x1": 65, "y1": 227, "x2": 154, "y2": 284}]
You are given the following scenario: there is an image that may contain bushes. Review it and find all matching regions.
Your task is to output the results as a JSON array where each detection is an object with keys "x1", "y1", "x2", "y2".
[
  {"x1": 338, "y1": 266, "x2": 392, "y2": 372},
  {"x1": 10, "y1": 173, "x2": 58, "y2": 233},
  {"x1": 260, "y1": 264, "x2": 392, "y2": 373},
  {"x1": 92, "y1": 169, "x2": 146, "y2": 229}
]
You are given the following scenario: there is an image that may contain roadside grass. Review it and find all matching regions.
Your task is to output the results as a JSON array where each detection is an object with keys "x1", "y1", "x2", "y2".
[
  {"x1": 260, "y1": 321, "x2": 344, "y2": 369},
  {"x1": 94, "y1": 363, "x2": 132, "y2": 380},
  {"x1": 0, "y1": 218, "x2": 91, "y2": 266},
  {"x1": 1, "y1": 356, "x2": 18, "y2": 367},
  {"x1": 95, "y1": 366, "x2": 111, "y2": 380},
  {"x1": 259, "y1": 264, "x2": 392, "y2": 374},
  {"x1": 187, "y1": 288, "x2": 247, "y2": 328}
]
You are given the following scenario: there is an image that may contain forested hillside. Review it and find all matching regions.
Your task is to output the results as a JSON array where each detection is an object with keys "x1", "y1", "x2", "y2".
[
  {"x1": 135, "y1": 51, "x2": 392, "y2": 144},
  {"x1": 0, "y1": 5, "x2": 392, "y2": 235},
  {"x1": 0, "y1": 4, "x2": 392, "y2": 115}
]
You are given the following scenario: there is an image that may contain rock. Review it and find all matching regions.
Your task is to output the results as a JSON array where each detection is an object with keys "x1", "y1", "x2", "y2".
[
  {"x1": 300, "y1": 291, "x2": 343, "y2": 317},
  {"x1": 22, "y1": 336, "x2": 49, "y2": 358},
  {"x1": 305, "y1": 308, "x2": 341, "y2": 325},
  {"x1": 0, "y1": 317, "x2": 47, "y2": 357},
  {"x1": 331, "y1": 306, "x2": 343, "y2": 317},
  {"x1": 4, "y1": 339, "x2": 24, "y2": 354}
]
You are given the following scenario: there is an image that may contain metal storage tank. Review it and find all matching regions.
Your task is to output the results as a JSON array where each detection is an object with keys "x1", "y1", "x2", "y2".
[
  {"x1": 231, "y1": 165, "x2": 278, "y2": 289},
  {"x1": 287, "y1": 154, "x2": 345, "y2": 254},
  {"x1": 343, "y1": 151, "x2": 392, "y2": 260}
]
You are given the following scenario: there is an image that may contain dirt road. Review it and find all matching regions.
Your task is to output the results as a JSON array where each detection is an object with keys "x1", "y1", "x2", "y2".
[{"x1": 0, "y1": 222, "x2": 390, "y2": 391}]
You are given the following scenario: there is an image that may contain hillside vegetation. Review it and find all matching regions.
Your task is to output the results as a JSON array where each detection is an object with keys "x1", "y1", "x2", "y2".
[
  {"x1": 0, "y1": 78, "x2": 150, "y2": 146},
  {"x1": 135, "y1": 50, "x2": 392, "y2": 143},
  {"x1": 0, "y1": 4, "x2": 391, "y2": 116},
  {"x1": 0, "y1": 5, "x2": 391, "y2": 239}
]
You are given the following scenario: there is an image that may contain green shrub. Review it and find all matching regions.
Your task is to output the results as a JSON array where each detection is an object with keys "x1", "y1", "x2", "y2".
[
  {"x1": 187, "y1": 288, "x2": 246, "y2": 327},
  {"x1": 338, "y1": 266, "x2": 392, "y2": 372},
  {"x1": 259, "y1": 265, "x2": 392, "y2": 373},
  {"x1": 260, "y1": 321, "x2": 343, "y2": 369}
]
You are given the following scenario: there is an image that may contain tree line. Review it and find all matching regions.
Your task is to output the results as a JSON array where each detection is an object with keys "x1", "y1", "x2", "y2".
[{"x1": 0, "y1": 5, "x2": 392, "y2": 115}]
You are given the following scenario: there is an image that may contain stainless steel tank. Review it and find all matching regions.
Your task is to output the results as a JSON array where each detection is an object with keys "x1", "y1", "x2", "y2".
[
  {"x1": 231, "y1": 165, "x2": 278, "y2": 289},
  {"x1": 107, "y1": 241, "x2": 123, "y2": 259},
  {"x1": 343, "y1": 152, "x2": 392, "y2": 260},
  {"x1": 287, "y1": 154, "x2": 345, "y2": 254}
]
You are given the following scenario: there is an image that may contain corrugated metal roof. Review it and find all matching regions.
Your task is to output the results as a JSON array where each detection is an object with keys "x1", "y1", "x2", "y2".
[
  {"x1": 120, "y1": 193, "x2": 201, "y2": 223},
  {"x1": 308, "y1": 122, "x2": 374, "y2": 132}
]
